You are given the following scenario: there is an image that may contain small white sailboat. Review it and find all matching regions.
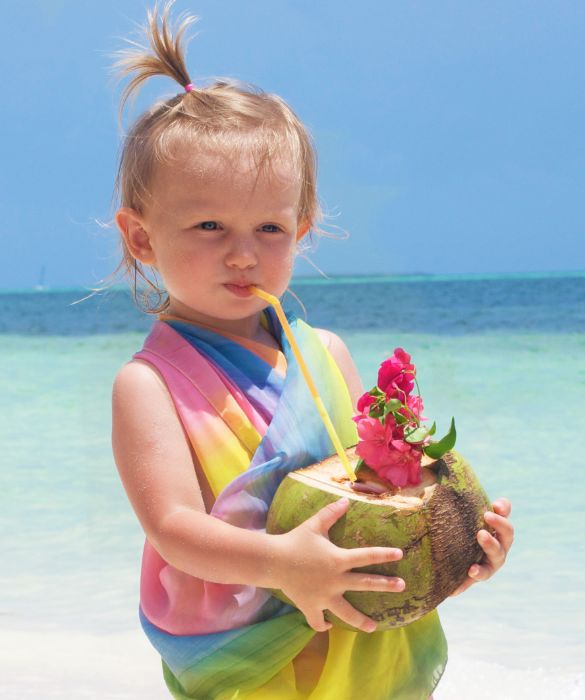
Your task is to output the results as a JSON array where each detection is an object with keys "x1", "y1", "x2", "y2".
[{"x1": 34, "y1": 265, "x2": 47, "y2": 291}]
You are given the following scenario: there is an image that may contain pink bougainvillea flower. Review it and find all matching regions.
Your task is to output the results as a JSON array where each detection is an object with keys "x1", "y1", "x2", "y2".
[
  {"x1": 377, "y1": 355, "x2": 404, "y2": 391},
  {"x1": 353, "y1": 347, "x2": 448, "y2": 489},
  {"x1": 357, "y1": 391, "x2": 376, "y2": 415},
  {"x1": 394, "y1": 348, "x2": 411, "y2": 364},
  {"x1": 355, "y1": 414, "x2": 424, "y2": 487},
  {"x1": 376, "y1": 446, "x2": 423, "y2": 488},
  {"x1": 355, "y1": 417, "x2": 394, "y2": 468},
  {"x1": 378, "y1": 348, "x2": 415, "y2": 400},
  {"x1": 402, "y1": 394, "x2": 427, "y2": 421},
  {"x1": 390, "y1": 438, "x2": 411, "y2": 452}
]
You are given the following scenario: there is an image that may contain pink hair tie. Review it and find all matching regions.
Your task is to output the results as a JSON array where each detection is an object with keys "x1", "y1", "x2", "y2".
[{"x1": 184, "y1": 83, "x2": 194, "y2": 93}]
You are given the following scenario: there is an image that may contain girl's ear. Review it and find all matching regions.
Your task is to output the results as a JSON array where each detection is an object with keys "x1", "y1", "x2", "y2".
[
  {"x1": 115, "y1": 207, "x2": 156, "y2": 265},
  {"x1": 296, "y1": 221, "x2": 310, "y2": 240}
]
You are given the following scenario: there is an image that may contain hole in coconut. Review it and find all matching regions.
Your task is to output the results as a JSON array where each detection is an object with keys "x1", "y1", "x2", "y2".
[{"x1": 349, "y1": 480, "x2": 390, "y2": 495}]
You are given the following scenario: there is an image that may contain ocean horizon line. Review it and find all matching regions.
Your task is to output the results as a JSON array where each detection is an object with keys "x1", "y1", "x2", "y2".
[{"x1": 2, "y1": 268, "x2": 585, "y2": 295}]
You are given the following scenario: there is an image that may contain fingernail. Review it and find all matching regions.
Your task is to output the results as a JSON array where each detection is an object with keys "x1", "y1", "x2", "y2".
[
  {"x1": 394, "y1": 579, "x2": 405, "y2": 591},
  {"x1": 363, "y1": 621, "x2": 377, "y2": 633},
  {"x1": 470, "y1": 566, "x2": 479, "y2": 577},
  {"x1": 338, "y1": 498, "x2": 349, "y2": 506}
]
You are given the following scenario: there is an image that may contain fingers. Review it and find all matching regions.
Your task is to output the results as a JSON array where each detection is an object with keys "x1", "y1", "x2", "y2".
[
  {"x1": 329, "y1": 596, "x2": 378, "y2": 633},
  {"x1": 467, "y1": 562, "x2": 494, "y2": 583},
  {"x1": 296, "y1": 497, "x2": 410, "y2": 634},
  {"x1": 474, "y1": 529, "x2": 502, "y2": 575},
  {"x1": 310, "y1": 498, "x2": 350, "y2": 534},
  {"x1": 304, "y1": 598, "x2": 379, "y2": 634},
  {"x1": 345, "y1": 545, "x2": 403, "y2": 569},
  {"x1": 471, "y1": 524, "x2": 508, "y2": 582},
  {"x1": 310, "y1": 500, "x2": 406, "y2": 569},
  {"x1": 451, "y1": 554, "x2": 497, "y2": 594},
  {"x1": 303, "y1": 608, "x2": 332, "y2": 633},
  {"x1": 492, "y1": 497, "x2": 512, "y2": 517},
  {"x1": 484, "y1": 510, "x2": 514, "y2": 552},
  {"x1": 451, "y1": 500, "x2": 514, "y2": 598},
  {"x1": 345, "y1": 572, "x2": 405, "y2": 593},
  {"x1": 466, "y1": 507, "x2": 514, "y2": 581}
]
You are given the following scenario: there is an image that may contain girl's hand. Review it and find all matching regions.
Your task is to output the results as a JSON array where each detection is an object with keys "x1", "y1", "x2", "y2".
[
  {"x1": 450, "y1": 497, "x2": 514, "y2": 597},
  {"x1": 274, "y1": 498, "x2": 405, "y2": 633}
]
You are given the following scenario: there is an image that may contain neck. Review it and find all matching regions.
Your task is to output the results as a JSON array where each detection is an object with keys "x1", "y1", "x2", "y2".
[{"x1": 162, "y1": 306, "x2": 264, "y2": 341}]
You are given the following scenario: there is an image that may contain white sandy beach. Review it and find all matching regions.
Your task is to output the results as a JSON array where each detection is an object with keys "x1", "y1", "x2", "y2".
[{"x1": 3, "y1": 625, "x2": 584, "y2": 700}]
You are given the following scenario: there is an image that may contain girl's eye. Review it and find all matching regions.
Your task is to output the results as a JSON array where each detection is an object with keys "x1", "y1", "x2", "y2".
[
  {"x1": 261, "y1": 224, "x2": 281, "y2": 233},
  {"x1": 198, "y1": 221, "x2": 219, "y2": 231}
]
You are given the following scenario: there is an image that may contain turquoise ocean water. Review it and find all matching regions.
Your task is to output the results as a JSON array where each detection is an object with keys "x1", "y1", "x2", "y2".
[{"x1": 1, "y1": 272, "x2": 584, "y2": 696}]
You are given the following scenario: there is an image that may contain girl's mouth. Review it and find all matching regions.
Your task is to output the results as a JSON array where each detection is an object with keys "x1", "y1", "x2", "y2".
[{"x1": 224, "y1": 284, "x2": 253, "y2": 297}]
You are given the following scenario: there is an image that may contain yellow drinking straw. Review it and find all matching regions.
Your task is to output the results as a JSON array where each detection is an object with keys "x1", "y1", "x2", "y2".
[{"x1": 250, "y1": 286, "x2": 356, "y2": 482}]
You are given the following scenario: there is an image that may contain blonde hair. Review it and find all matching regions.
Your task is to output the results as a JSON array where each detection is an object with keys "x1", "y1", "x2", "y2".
[{"x1": 112, "y1": 1, "x2": 321, "y2": 313}]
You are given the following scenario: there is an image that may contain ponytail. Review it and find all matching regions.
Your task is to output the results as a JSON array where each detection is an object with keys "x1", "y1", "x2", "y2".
[{"x1": 113, "y1": 0, "x2": 195, "y2": 117}]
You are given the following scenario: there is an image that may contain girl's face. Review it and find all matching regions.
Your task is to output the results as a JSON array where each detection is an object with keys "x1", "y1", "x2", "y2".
[{"x1": 118, "y1": 147, "x2": 303, "y2": 338}]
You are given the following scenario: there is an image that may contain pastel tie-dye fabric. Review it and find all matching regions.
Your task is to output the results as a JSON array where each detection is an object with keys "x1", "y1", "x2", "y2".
[{"x1": 133, "y1": 308, "x2": 447, "y2": 699}]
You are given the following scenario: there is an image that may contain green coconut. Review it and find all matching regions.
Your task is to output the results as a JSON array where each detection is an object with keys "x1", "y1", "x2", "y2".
[{"x1": 266, "y1": 447, "x2": 492, "y2": 630}]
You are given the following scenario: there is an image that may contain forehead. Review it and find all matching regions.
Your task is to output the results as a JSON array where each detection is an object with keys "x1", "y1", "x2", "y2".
[{"x1": 149, "y1": 145, "x2": 302, "y2": 211}]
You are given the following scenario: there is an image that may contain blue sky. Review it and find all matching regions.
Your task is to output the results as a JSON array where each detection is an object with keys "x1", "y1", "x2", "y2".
[{"x1": 2, "y1": 0, "x2": 584, "y2": 289}]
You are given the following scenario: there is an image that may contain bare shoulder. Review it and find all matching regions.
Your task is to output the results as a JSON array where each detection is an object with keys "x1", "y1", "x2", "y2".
[
  {"x1": 112, "y1": 359, "x2": 182, "y2": 447},
  {"x1": 112, "y1": 359, "x2": 207, "y2": 545},
  {"x1": 313, "y1": 328, "x2": 364, "y2": 410},
  {"x1": 112, "y1": 357, "x2": 173, "y2": 408}
]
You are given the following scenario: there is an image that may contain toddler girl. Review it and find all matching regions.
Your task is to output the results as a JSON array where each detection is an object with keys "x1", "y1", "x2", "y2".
[{"x1": 111, "y1": 4, "x2": 513, "y2": 699}]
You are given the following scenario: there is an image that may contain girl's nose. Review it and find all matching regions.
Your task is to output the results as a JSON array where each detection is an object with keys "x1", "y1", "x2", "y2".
[{"x1": 225, "y1": 233, "x2": 258, "y2": 269}]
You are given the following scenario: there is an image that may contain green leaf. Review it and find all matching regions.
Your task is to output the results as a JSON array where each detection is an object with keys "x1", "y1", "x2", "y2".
[
  {"x1": 428, "y1": 421, "x2": 436, "y2": 436},
  {"x1": 423, "y1": 418, "x2": 457, "y2": 459},
  {"x1": 384, "y1": 398, "x2": 403, "y2": 414},
  {"x1": 404, "y1": 425, "x2": 431, "y2": 444},
  {"x1": 354, "y1": 458, "x2": 366, "y2": 475}
]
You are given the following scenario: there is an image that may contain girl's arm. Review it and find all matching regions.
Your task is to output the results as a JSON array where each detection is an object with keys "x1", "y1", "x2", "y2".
[{"x1": 112, "y1": 359, "x2": 282, "y2": 588}]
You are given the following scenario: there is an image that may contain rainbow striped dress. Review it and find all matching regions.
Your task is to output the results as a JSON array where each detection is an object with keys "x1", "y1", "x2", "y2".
[{"x1": 133, "y1": 308, "x2": 447, "y2": 699}]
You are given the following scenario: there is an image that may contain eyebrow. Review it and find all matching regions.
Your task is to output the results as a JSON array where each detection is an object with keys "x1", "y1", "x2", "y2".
[{"x1": 181, "y1": 205, "x2": 297, "y2": 218}]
